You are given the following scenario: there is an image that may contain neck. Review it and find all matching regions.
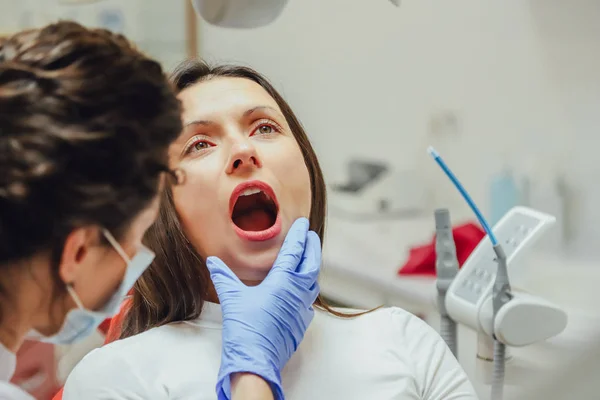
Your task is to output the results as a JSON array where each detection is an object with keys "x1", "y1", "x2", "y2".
[
  {"x1": 207, "y1": 281, "x2": 219, "y2": 303},
  {"x1": 204, "y1": 275, "x2": 264, "y2": 304},
  {"x1": 0, "y1": 276, "x2": 32, "y2": 353},
  {"x1": 205, "y1": 277, "x2": 262, "y2": 304},
  {"x1": 241, "y1": 279, "x2": 263, "y2": 287},
  {"x1": 0, "y1": 310, "x2": 28, "y2": 353},
  {"x1": 0, "y1": 258, "x2": 53, "y2": 353}
]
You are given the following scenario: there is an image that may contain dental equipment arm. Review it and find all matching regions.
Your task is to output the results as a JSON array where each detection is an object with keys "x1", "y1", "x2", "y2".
[
  {"x1": 490, "y1": 245, "x2": 510, "y2": 400},
  {"x1": 434, "y1": 209, "x2": 459, "y2": 357},
  {"x1": 428, "y1": 145, "x2": 510, "y2": 399},
  {"x1": 428, "y1": 147, "x2": 567, "y2": 400}
]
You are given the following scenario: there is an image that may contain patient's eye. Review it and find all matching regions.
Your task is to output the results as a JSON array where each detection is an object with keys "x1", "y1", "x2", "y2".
[
  {"x1": 251, "y1": 119, "x2": 282, "y2": 137},
  {"x1": 183, "y1": 136, "x2": 214, "y2": 156},
  {"x1": 258, "y1": 125, "x2": 273, "y2": 135},
  {"x1": 193, "y1": 141, "x2": 211, "y2": 151}
]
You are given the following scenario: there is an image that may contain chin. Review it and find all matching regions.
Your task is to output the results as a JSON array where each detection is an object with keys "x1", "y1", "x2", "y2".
[
  {"x1": 225, "y1": 181, "x2": 310, "y2": 282},
  {"x1": 227, "y1": 244, "x2": 281, "y2": 283}
]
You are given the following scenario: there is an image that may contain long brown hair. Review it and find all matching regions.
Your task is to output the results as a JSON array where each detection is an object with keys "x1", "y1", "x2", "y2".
[{"x1": 120, "y1": 60, "x2": 370, "y2": 339}]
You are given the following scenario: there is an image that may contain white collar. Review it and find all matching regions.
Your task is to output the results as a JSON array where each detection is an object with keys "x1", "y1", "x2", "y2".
[
  {"x1": 199, "y1": 301, "x2": 223, "y2": 324},
  {"x1": 180, "y1": 301, "x2": 223, "y2": 329},
  {"x1": 0, "y1": 340, "x2": 16, "y2": 382}
]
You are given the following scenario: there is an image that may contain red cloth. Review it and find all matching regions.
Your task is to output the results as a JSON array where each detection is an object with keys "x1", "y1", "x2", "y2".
[
  {"x1": 53, "y1": 388, "x2": 64, "y2": 400},
  {"x1": 97, "y1": 318, "x2": 111, "y2": 335},
  {"x1": 398, "y1": 222, "x2": 485, "y2": 276},
  {"x1": 103, "y1": 298, "x2": 132, "y2": 345}
]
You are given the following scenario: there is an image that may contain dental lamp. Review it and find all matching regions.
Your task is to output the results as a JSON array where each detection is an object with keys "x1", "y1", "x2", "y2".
[
  {"x1": 191, "y1": 0, "x2": 290, "y2": 29},
  {"x1": 428, "y1": 147, "x2": 568, "y2": 400}
]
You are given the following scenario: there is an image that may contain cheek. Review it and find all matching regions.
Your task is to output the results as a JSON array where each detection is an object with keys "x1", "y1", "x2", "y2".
[
  {"x1": 171, "y1": 165, "x2": 223, "y2": 257},
  {"x1": 279, "y1": 145, "x2": 312, "y2": 216},
  {"x1": 77, "y1": 250, "x2": 126, "y2": 311},
  {"x1": 297, "y1": 164, "x2": 312, "y2": 216}
]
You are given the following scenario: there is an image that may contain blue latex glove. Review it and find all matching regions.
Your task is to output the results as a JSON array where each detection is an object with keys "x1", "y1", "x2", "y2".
[{"x1": 206, "y1": 217, "x2": 321, "y2": 400}]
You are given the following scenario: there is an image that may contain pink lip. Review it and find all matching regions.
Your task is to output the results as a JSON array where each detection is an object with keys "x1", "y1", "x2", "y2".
[{"x1": 229, "y1": 180, "x2": 282, "y2": 242}]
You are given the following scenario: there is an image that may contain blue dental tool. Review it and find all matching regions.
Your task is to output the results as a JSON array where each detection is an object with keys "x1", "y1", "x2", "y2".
[{"x1": 427, "y1": 146, "x2": 512, "y2": 400}]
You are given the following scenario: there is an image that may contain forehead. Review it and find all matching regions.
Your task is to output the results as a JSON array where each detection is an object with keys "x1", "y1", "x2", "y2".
[{"x1": 178, "y1": 77, "x2": 281, "y2": 123}]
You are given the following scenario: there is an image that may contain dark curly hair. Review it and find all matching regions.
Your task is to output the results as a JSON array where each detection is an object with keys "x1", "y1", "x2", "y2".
[{"x1": 0, "y1": 22, "x2": 181, "y2": 288}]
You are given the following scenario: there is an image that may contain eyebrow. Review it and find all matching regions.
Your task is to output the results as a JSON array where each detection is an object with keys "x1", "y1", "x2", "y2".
[
  {"x1": 182, "y1": 105, "x2": 282, "y2": 129},
  {"x1": 243, "y1": 105, "x2": 280, "y2": 118},
  {"x1": 183, "y1": 119, "x2": 214, "y2": 128}
]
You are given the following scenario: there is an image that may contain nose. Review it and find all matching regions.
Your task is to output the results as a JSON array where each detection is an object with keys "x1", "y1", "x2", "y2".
[{"x1": 226, "y1": 140, "x2": 262, "y2": 175}]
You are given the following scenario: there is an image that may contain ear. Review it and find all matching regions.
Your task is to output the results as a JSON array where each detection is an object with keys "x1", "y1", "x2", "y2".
[{"x1": 57, "y1": 227, "x2": 101, "y2": 285}]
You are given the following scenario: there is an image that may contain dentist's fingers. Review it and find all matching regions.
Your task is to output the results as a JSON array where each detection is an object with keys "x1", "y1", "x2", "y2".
[
  {"x1": 206, "y1": 256, "x2": 245, "y2": 298},
  {"x1": 306, "y1": 281, "x2": 320, "y2": 307},
  {"x1": 299, "y1": 305, "x2": 316, "y2": 333},
  {"x1": 269, "y1": 218, "x2": 309, "y2": 274},
  {"x1": 296, "y1": 231, "x2": 321, "y2": 279}
]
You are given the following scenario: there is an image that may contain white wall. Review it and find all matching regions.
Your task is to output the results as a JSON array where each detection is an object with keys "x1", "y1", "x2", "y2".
[
  {"x1": 1, "y1": 1, "x2": 598, "y2": 257},
  {"x1": 199, "y1": 0, "x2": 600, "y2": 258},
  {"x1": 528, "y1": 1, "x2": 600, "y2": 254},
  {"x1": 0, "y1": 0, "x2": 187, "y2": 69}
]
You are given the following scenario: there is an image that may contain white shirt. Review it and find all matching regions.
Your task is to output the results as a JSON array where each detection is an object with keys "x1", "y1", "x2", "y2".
[
  {"x1": 0, "y1": 341, "x2": 34, "y2": 400},
  {"x1": 63, "y1": 303, "x2": 478, "y2": 400}
]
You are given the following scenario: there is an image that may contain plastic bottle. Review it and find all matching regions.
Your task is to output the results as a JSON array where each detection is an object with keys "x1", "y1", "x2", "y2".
[{"x1": 489, "y1": 167, "x2": 520, "y2": 226}]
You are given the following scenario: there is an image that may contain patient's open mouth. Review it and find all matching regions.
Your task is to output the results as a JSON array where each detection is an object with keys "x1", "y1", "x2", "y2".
[
  {"x1": 232, "y1": 190, "x2": 277, "y2": 230},
  {"x1": 230, "y1": 180, "x2": 281, "y2": 241}
]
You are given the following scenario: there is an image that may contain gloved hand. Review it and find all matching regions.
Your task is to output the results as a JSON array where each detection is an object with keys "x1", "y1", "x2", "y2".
[{"x1": 206, "y1": 217, "x2": 321, "y2": 400}]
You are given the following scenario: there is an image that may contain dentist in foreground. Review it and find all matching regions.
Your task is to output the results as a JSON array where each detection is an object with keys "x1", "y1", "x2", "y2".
[{"x1": 0, "y1": 19, "x2": 319, "y2": 400}]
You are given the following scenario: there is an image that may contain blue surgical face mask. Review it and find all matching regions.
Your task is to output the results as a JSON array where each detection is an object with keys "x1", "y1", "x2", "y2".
[{"x1": 31, "y1": 229, "x2": 155, "y2": 345}]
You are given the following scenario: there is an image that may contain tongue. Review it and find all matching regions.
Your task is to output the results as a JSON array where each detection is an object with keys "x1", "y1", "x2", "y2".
[{"x1": 234, "y1": 209, "x2": 273, "y2": 232}]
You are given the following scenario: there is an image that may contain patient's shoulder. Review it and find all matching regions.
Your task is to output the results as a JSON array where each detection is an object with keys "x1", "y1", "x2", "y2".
[
  {"x1": 62, "y1": 335, "x2": 156, "y2": 399},
  {"x1": 317, "y1": 304, "x2": 422, "y2": 325},
  {"x1": 316, "y1": 305, "x2": 436, "y2": 343},
  {"x1": 63, "y1": 324, "x2": 197, "y2": 398},
  {"x1": 66, "y1": 327, "x2": 164, "y2": 377},
  {"x1": 371, "y1": 306, "x2": 438, "y2": 338},
  {"x1": 97, "y1": 324, "x2": 167, "y2": 353}
]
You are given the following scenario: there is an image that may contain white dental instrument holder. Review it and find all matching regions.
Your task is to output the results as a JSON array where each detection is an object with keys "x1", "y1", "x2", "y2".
[{"x1": 445, "y1": 206, "x2": 568, "y2": 351}]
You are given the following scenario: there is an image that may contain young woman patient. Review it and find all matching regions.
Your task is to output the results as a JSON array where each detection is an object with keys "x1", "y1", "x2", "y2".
[{"x1": 62, "y1": 60, "x2": 478, "y2": 400}]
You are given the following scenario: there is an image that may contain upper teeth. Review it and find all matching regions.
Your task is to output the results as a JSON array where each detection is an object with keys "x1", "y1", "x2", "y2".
[{"x1": 240, "y1": 188, "x2": 263, "y2": 197}]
